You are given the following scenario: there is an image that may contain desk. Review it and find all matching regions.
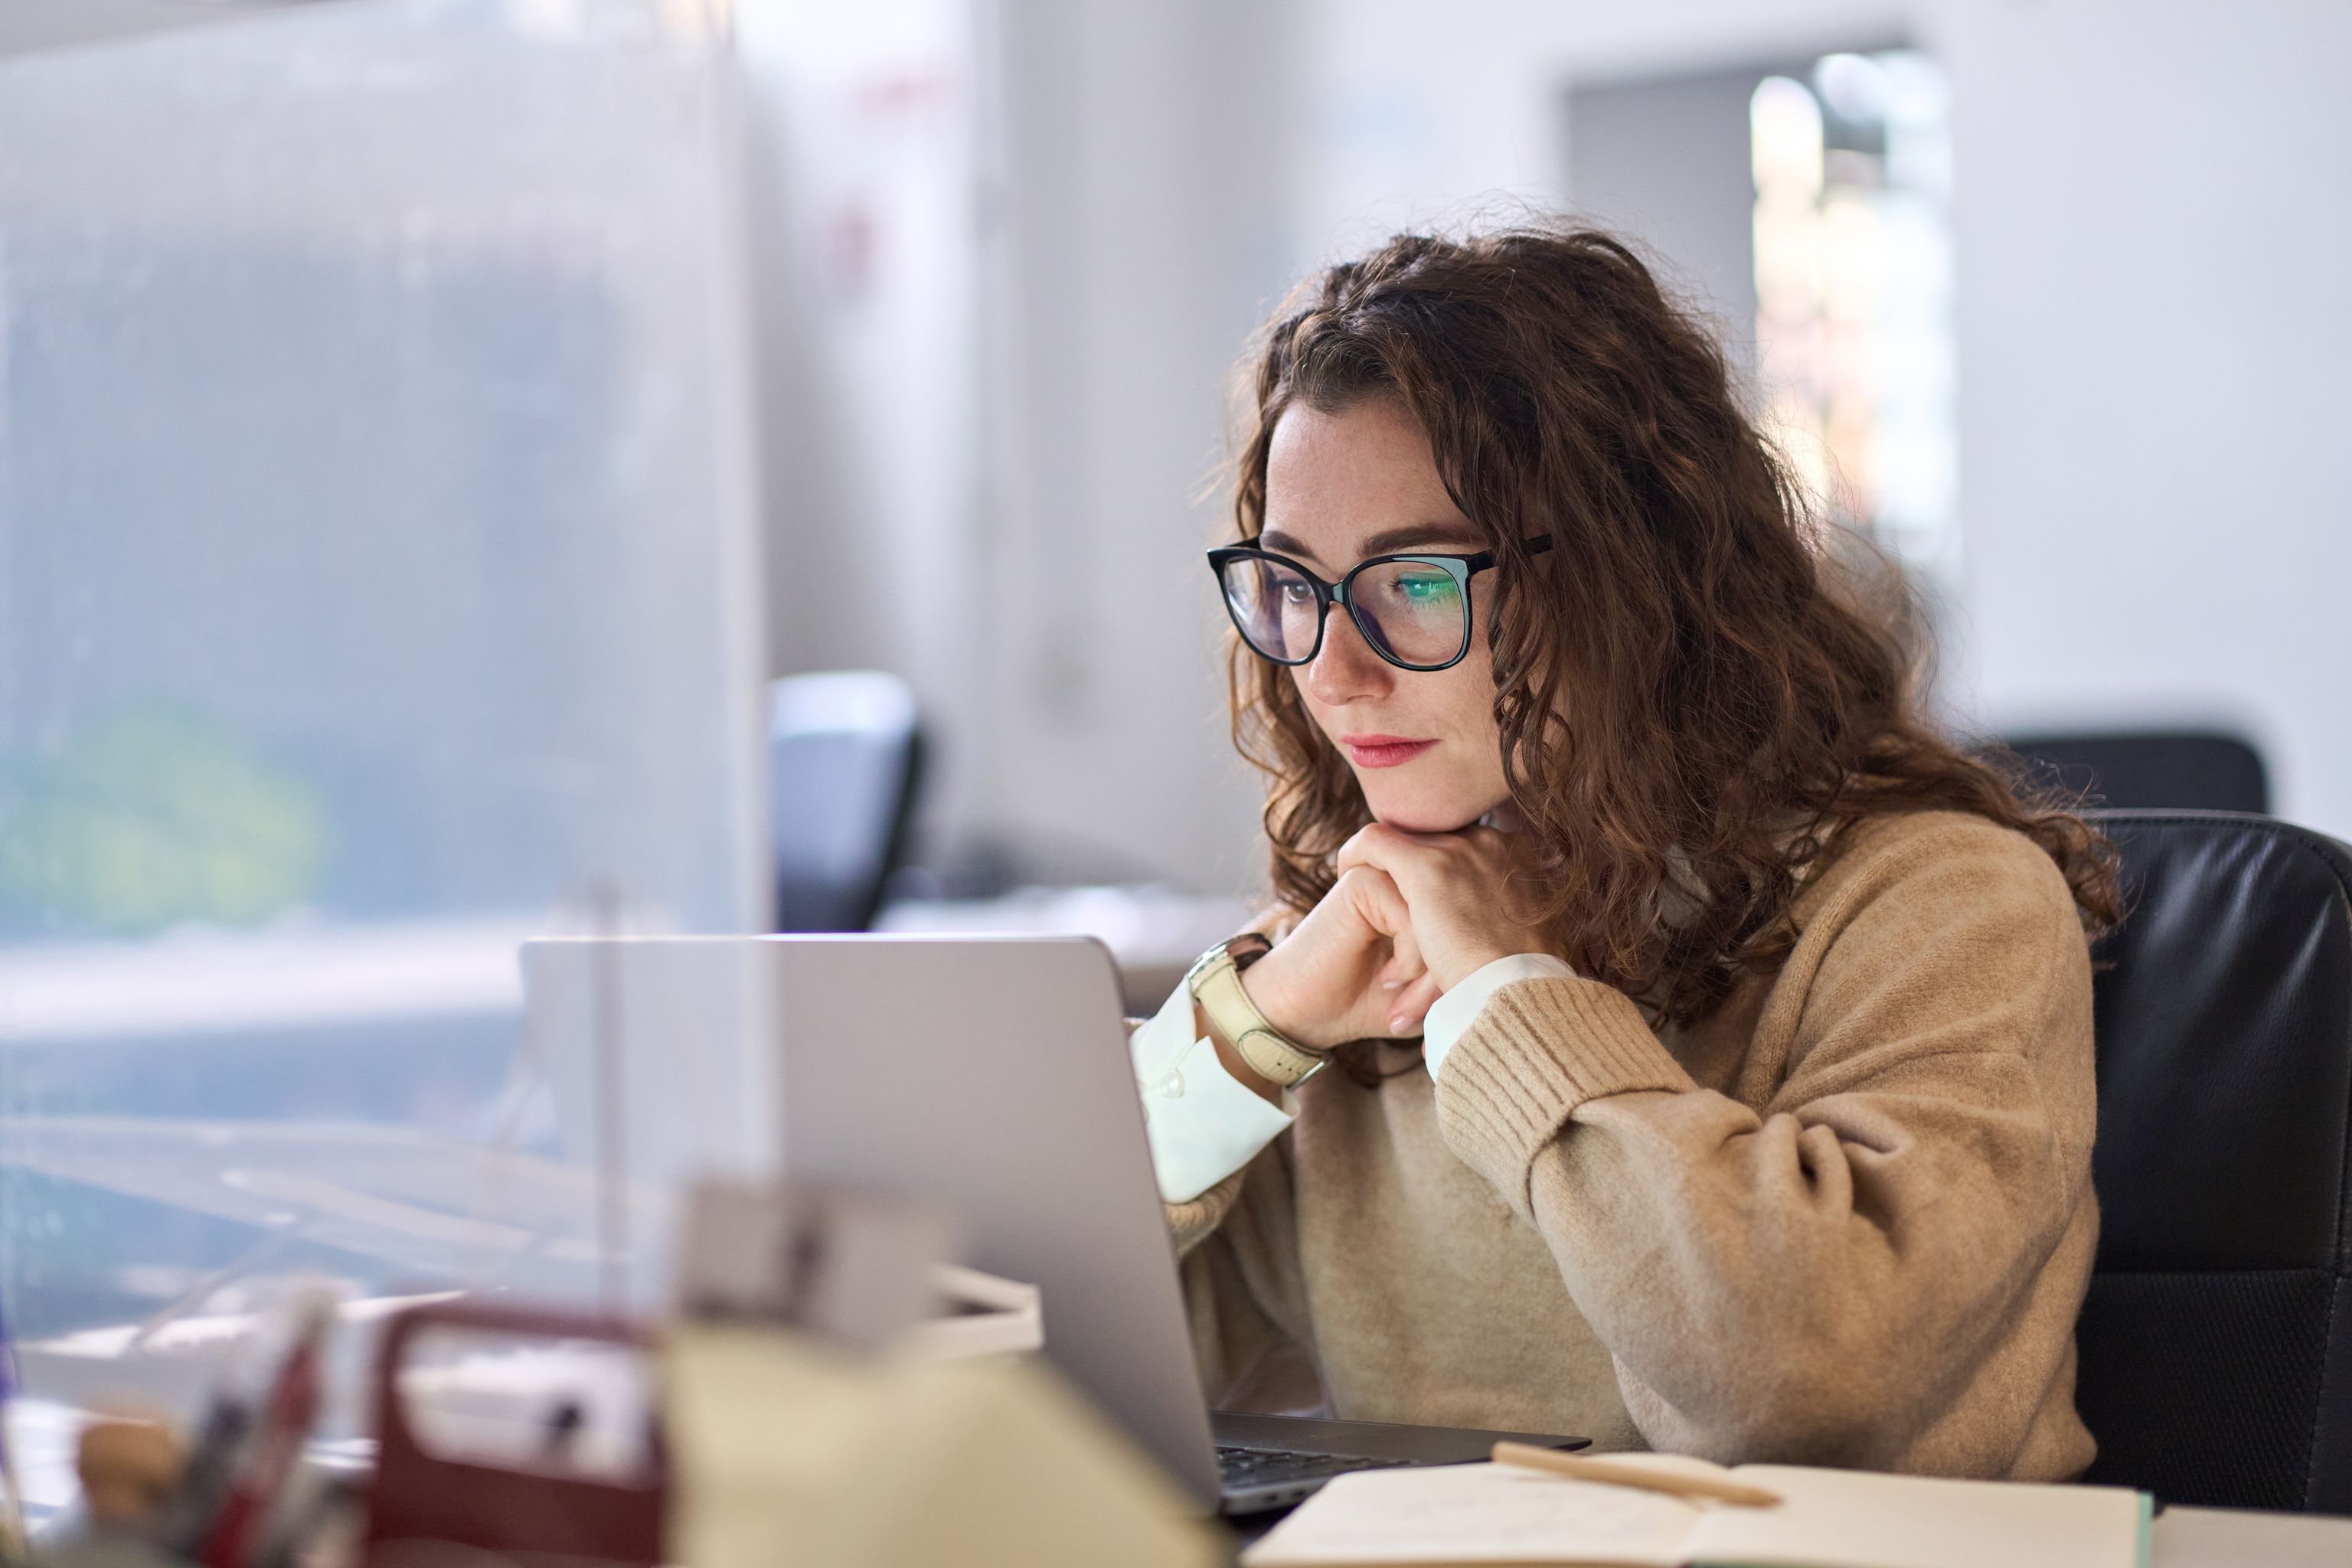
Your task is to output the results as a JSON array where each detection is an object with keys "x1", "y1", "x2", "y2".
[
  {"x1": 1223, "y1": 1500, "x2": 2352, "y2": 1565},
  {"x1": 2152, "y1": 1504, "x2": 2352, "y2": 1564}
]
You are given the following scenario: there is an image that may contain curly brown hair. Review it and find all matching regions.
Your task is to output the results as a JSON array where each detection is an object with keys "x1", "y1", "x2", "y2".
[{"x1": 1227, "y1": 224, "x2": 2118, "y2": 1032}]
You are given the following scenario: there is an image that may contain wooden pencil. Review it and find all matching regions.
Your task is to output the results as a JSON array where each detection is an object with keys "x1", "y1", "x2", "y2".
[{"x1": 1490, "y1": 1442, "x2": 1785, "y2": 1508}]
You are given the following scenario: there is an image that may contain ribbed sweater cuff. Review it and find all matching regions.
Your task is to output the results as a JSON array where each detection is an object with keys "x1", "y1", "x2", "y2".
[
  {"x1": 1434, "y1": 976, "x2": 1698, "y2": 1221},
  {"x1": 1166, "y1": 1168, "x2": 1246, "y2": 1259}
]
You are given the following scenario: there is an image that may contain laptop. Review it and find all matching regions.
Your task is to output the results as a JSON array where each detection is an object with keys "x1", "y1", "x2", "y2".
[{"x1": 520, "y1": 934, "x2": 1586, "y2": 1514}]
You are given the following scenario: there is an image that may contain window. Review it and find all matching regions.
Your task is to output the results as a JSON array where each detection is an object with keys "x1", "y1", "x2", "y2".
[{"x1": 1752, "y1": 51, "x2": 1956, "y2": 570}]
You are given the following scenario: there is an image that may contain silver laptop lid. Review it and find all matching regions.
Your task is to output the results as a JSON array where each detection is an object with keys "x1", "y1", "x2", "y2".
[{"x1": 520, "y1": 933, "x2": 1220, "y2": 1507}]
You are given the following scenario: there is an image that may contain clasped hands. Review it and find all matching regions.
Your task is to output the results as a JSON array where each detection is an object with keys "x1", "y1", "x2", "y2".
[{"x1": 1240, "y1": 822, "x2": 1553, "y2": 1051}]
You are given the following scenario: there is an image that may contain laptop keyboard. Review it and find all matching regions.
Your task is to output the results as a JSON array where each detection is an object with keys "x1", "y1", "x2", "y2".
[{"x1": 1217, "y1": 1444, "x2": 1414, "y2": 1491}]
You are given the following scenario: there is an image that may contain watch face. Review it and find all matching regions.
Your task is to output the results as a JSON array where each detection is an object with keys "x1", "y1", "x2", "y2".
[{"x1": 1228, "y1": 932, "x2": 1274, "y2": 969}]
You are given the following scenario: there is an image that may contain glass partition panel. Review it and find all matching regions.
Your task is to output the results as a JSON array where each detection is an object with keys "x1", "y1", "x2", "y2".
[{"x1": 0, "y1": 0, "x2": 768, "y2": 1457}]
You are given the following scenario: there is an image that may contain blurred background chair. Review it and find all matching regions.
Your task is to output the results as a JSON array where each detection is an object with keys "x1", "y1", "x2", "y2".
[
  {"x1": 2074, "y1": 809, "x2": 2352, "y2": 1511},
  {"x1": 769, "y1": 671, "x2": 923, "y2": 933},
  {"x1": 1996, "y1": 731, "x2": 2269, "y2": 815}
]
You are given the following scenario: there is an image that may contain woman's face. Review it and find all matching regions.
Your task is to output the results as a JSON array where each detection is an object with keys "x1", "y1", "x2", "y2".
[{"x1": 1259, "y1": 397, "x2": 1514, "y2": 834}]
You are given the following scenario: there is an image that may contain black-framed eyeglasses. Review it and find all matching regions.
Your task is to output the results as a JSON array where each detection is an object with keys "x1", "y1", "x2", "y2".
[{"x1": 1207, "y1": 536, "x2": 1553, "y2": 672}]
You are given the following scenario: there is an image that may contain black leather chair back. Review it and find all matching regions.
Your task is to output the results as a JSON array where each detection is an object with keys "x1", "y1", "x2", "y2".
[
  {"x1": 2002, "y1": 731, "x2": 2269, "y2": 814},
  {"x1": 769, "y1": 671, "x2": 924, "y2": 933},
  {"x1": 2076, "y1": 810, "x2": 2352, "y2": 1510}
]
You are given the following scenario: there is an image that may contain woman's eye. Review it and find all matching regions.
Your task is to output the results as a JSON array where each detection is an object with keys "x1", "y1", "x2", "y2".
[
  {"x1": 1278, "y1": 581, "x2": 1316, "y2": 606},
  {"x1": 1396, "y1": 576, "x2": 1455, "y2": 603}
]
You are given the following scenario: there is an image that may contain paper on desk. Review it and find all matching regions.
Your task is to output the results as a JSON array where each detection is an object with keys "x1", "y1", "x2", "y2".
[
  {"x1": 1244, "y1": 1458, "x2": 2151, "y2": 1568},
  {"x1": 1684, "y1": 1464, "x2": 2150, "y2": 1568},
  {"x1": 1243, "y1": 1464, "x2": 1699, "y2": 1566}
]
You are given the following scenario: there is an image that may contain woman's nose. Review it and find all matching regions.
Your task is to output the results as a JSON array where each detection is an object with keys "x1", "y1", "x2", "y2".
[{"x1": 1304, "y1": 606, "x2": 1396, "y2": 706}]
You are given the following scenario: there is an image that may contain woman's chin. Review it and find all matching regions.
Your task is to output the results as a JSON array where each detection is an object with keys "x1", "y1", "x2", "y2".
[{"x1": 1366, "y1": 793, "x2": 1496, "y2": 836}]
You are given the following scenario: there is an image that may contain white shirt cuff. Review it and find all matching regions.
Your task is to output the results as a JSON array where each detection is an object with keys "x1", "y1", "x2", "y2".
[
  {"x1": 1421, "y1": 952, "x2": 1579, "y2": 1082},
  {"x1": 1128, "y1": 976, "x2": 1297, "y2": 1204}
]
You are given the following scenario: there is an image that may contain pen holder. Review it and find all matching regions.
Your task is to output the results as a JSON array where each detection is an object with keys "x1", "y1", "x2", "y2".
[{"x1": 363, "y1": 1298, "x2": 667, "y2": 1568}]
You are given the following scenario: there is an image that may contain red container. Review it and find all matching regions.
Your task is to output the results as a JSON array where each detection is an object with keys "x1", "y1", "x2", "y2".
[{"x1": 363, "y1": 1298, "x2": 667, "y2": 1568}]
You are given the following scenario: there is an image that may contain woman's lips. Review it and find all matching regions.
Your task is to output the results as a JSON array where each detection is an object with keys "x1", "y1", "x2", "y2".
[{"x1": 1340, "y1": 735, "x2": 1437, "y2": 769}]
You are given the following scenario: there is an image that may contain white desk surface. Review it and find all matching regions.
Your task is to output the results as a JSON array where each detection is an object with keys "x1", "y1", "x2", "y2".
[
  {"x1": 2153, "y1": 1504, "x2": 2352, "y2": 1564},
  {"x1": 1223, "y1": 1499, "x2": 2352, "y2": 1563}
]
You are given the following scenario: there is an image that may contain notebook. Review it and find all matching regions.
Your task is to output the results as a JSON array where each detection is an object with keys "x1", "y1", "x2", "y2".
[{"x1": 1241, "y1": 1455, "x2": 2151, "y2": 1568}]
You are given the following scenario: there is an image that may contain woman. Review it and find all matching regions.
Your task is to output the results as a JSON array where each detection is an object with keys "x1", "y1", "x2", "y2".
[{"x1": 1125, "y1": 225, "x2": 2118, "y2": 1481}]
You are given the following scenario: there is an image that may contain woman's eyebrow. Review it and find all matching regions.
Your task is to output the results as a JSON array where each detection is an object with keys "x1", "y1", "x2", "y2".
[
  {"x1": 1259, "y1": 522, "x2": 1480, "y2": 562},
  {"x1": 1360, "y1": 522, "x2": 1482, "y2": 555}
]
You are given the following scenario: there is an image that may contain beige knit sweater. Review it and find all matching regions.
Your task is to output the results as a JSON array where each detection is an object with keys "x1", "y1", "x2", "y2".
[{"x1": 1169, "y1": 809, "x2": 2099, "y2": 1481}]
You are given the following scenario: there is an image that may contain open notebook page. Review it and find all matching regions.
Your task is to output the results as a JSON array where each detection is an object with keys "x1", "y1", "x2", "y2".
[
  {"x1": 1690, "y1": 1464, "x2": 2149, "y2": 1568},
  {"x1": 1243, "y1": 1464, "x2": 1700, "y2": 1566},
  {"x1": 1243, "y1": 1460, "x2": 2148, "y2": 1568}
]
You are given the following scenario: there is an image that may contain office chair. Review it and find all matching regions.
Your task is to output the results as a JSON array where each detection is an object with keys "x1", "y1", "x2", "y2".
[
  {"x1": 1997, "y1": 731, "x2": 2269, "y2": 814},
  {"x1": 769, "y1": 670, "x2": 923, "y2": 933},
  {"x1": 2073, "y1": 809, "x2": 2352, "y2": 1511}
]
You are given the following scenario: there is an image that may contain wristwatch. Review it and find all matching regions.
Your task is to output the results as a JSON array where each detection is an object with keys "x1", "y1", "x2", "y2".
[{"x1": 1185, "y1": 933, "x2": 1328, "y2": 1089}]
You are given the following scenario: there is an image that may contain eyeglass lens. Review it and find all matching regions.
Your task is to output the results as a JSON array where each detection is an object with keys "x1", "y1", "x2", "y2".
[{"x1": 1220, "y1": 556, "x2": 1468, "y2": 669}]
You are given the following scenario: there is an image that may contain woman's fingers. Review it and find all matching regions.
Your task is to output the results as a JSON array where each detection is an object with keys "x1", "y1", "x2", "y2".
[
  {"x1": 1386, "y1": 970, "x2": 1443, "y2": 1037},
  {"x1": 1379, "y1": 911, "x2": 1423, "y2": 986},
  {"x1": 1334, "y1": 858, "x2": 1442, "y2": 1033},
  {"x1": 1337, "y1": 819, "x2": 1546, "y2": 991},
  {"x1": 1334, "y1": 821, "x2": 1426, "y2": 883},
  {"x1": 1338, "y1": 861, "x2": 1410, "y2": 940},
  {"x1": 1314, "y1": 863, "x2": 1428, "y2": 1040}
]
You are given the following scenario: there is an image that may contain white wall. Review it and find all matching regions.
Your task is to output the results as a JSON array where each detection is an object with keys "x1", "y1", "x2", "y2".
[
  {"x1": 972, "y1": 0, "x2": 1302, "y2": 890},
  {"x1": 1289, "y1": 0, "x2": 2352, "y2": 839},
  {"x1": 740, "y1": 0, "x2": 1298, "y2": 894},
  {"x1": 736, "y1": 0, "x2": 996, "y2": 846},
  {"x1": 1939, "y1": 1, "x2": 2352, "y2": 836},
  {"x1": 750, "y1": 0, "x2": 2352, "y2": 888}
]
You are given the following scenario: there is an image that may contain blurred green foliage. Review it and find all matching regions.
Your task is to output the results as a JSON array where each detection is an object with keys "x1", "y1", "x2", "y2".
[{"x1": 0, "y1": 703, "x2": 328, "y2": 935}]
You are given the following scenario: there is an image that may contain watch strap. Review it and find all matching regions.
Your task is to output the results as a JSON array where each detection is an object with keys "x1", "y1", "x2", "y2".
[{"x1": 1187, "y1": 937, "x2": 1326, "y2": 1088}]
